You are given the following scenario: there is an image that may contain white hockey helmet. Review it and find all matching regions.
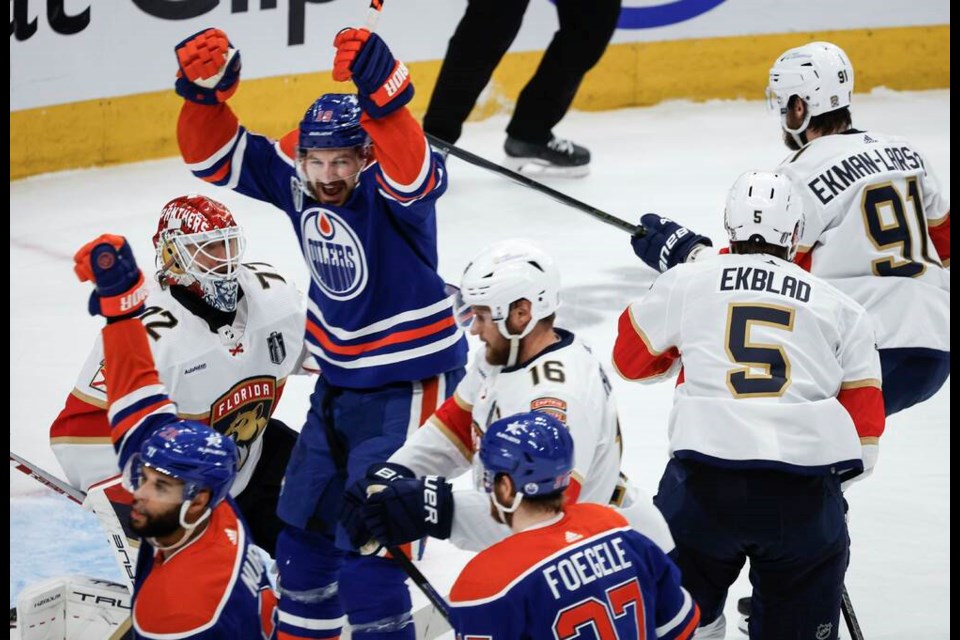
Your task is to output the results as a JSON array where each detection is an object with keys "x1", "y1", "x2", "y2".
[
  {"x1": 767, "y1": 41, "x2": 854, "y2": 138},
  {"x1": 458, "y1": 238, "x2": 560, "y2": 343},
  {"x1": 724, "y1": 171, "x2": 804, "y2": 260}
]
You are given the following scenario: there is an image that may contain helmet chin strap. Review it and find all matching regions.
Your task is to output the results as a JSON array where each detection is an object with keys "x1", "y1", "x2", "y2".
[
  {"x1": 781, "y1": 108, "x2": 812, "y2": 149},
  {"x1": 496, "y1": 314, "x2": 537, "y2": 367},
  {"x1": 490, "y1": 491, "x2": 524, "y2": 524},
  {"x1": 147, "y1": 501, "x2": 213, "y2": 553}
]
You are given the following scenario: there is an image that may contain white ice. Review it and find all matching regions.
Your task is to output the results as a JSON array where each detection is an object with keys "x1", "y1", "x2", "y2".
[{"x1": 11, "y1": 89, "x2": 950, "y2": 638}]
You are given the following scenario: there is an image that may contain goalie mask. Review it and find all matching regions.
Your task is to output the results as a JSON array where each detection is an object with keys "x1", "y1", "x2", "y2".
[
  {"x1": 153, "y1": 195, "x2": 246, "y2": 312},
  {"x1": 724, "y1": 170, "x2": 805, "y2": 260},
  {"x1": 456, "y1": 239, "x2": 561, "y2": 366}
]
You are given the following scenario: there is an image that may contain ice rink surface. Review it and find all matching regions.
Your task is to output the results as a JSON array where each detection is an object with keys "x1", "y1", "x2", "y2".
[{"x1": 11, "y1": 89, "x2": 950, "y2": 638}]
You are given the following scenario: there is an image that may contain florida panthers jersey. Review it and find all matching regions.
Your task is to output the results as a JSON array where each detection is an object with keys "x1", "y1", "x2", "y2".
[
  {"x1": 391, "y1": 330, "x2": 674, "y2": 553},
  {"x1": 51, "y1": 263, "x2": 306, "y2": 494},
  {"x1": 449, "y1": 503, "x2": 699, "y2": 640},
  {"x1": 613, "y1": 253, "x2": 885, "y2": 474},
  {"x1": 178, "y1": 102, "x2": 467, "y2": 389},
  {"x1": 102, "y1": 319, "x2": 277, "y2": 640},
  {"x1": 780, "y1": 130, "x2": 950, "y2": 352}
]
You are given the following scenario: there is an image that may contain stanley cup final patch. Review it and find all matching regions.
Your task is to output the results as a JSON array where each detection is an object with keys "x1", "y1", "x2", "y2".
[{"x1": 267, "y1": 331, "x2": 286, "y2": 365}]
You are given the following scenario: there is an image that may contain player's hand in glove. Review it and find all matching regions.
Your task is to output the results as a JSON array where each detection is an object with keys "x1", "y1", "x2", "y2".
[
  {"x1": 631, "y1": 213, "x2": 713, "y2": 273},
  {"x1": 74, "y1": 234, "x2": 148, "y2": 320},
  {"x1": 341, "y1": 462, "x2": 416, "y2": 553},
  {"x1": 361, "y1": 463, "x2": 453, "y2": 547},
  {"x1": 839, "y1": 442, "x2": 879, "y2": 492},
  {"x1": 333, "y1": 28, "x2": 412, "y2": 118},
  {"x1": 175, "y1": 27, "x2": 242, "y2": 105}
]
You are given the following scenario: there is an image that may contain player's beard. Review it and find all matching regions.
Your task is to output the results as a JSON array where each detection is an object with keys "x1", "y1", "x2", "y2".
[
  {"x1": 484, "y1": 338, "x2": 511, "y2": 366},
  {"x1": 782, "y1": 129, "x2": 803, "y2": 151},
  {"x1": 130, "y1": 503, "x2": 182, "y2": 538}
]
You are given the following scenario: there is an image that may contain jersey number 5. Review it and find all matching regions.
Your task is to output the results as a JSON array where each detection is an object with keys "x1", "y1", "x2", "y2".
[
  {"x1": 725, "y1": 303, "x2": 795, "y2": 398},
  {"x1": 552, "y1": 578, "x2": 646, "y2": 640}
]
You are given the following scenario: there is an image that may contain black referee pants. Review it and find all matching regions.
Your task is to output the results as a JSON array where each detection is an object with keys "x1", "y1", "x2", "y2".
[{"x1": 423, "y1": 0, "x2": 622, "y2": 145}]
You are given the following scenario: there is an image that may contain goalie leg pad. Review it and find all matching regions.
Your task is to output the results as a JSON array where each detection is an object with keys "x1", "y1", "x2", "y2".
[{"x1": 17, "y1": 576, "x2": 131, "y2": 640}]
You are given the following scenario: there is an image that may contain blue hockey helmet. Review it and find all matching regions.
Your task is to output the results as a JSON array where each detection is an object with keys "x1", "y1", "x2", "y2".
[
  {"x1": 298, "y1": 93, "x2": 369, "y2": 151},
  {"x1": 132, "y1": 421, "x2": 238, "y2": 508},
  {"x1": 479, "y1": 411, "x2": 574, "y2": 498}
]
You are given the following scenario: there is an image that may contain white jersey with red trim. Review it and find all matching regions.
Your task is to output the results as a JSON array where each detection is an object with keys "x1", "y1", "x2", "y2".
[
  {"x1": 391, "y1": 329, "x2": 675, "y2": 553},
  {"x1": 780, "y1": 129, "x2": 950, "y2": 351},
  {"x1": 613, "y1": 253, "x2": 885, "y2": 474},
  {"x1": 51, "y1": 263, "x2": 307, "y2": 494}
]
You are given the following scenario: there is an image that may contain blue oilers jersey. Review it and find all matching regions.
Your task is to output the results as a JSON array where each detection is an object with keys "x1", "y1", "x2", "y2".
[
  {"x1": 178, "y1": 103, "x2": 467, "y2": 388},
  {"x1": 449, "y1": 503, "x2": 699, "y2": 640}
]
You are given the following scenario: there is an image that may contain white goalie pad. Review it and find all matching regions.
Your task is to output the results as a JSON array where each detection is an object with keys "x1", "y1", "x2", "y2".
[{"x1": 16, "y1": 575, "x2": 131, "y2": 640}]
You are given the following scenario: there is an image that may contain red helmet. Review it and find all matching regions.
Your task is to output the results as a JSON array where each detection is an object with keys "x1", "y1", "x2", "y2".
[{"x1": 154, "y1": 195, "x2": 246, "y2": 311}]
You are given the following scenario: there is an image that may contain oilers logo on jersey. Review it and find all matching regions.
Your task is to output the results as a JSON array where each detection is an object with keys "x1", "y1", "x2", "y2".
[
  {"x1": 210, "y1": 376, "x2": 277, "y2": 469},
  {"x1": 301, "y1": 208, "x2": 368, "y2": 301}
]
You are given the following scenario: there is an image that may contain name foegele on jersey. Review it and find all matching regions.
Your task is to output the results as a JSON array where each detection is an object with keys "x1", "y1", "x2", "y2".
[
  {"x1": 807, "y1": 142, "x2": 925, "y2": 205},
  {"x1": 542, "y1": 536, "x2": 634, "y2": 600},
  {"x1": 719, "y1": 266, "x2": 811, "y2": 303}
]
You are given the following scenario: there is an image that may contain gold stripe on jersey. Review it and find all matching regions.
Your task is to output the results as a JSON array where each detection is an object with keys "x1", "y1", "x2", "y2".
[
  {"x1": 177, "y1": 410, "x2": 212, "y2": 421},
  {"x1": 428, "y1": 415, "x2": 474, "y2": 463},
  {"x1": 71, "y1": 387, "x2": 107, "y2": 409},
  {"x1": 49, "y1": 435, "x2": 112, "y2": 444},
  {"x1": 840, "y1": 378, "x2": 882, "y2": 390},
  {"x1": 453, "y1": 392, "x2": 473, "y2": 412}
]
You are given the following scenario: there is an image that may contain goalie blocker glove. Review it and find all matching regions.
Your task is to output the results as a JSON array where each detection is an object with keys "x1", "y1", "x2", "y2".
[
  {"x1": 174, "y1": 27, "x2": 242, "y2": 105},
  {"x1": 73, "y1": 234, "x2": 148, "y2": 320},
  {"x1": 351, "y1": 462, "x2": 453, "y2": 549},
  {"x1": 333, "y1": 28, "x2": 413, "y2": 119},
  {"x1": 631, "y1": 213, "x2": 713, "y2": 273}
]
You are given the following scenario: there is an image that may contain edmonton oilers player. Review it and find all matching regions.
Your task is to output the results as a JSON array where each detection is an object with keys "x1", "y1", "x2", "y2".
[
  {"x1": 173, "y1": 25, "x2": 466, "y2": 639},
  {"x1": 448, "y1": 412, "x2": 699, "y2": 639},
  {"x1": 72, "y1": 234, "x2": 276, "y2": 639}
]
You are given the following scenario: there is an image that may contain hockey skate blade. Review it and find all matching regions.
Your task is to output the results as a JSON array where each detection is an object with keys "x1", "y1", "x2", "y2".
[{"x1": 502, "y1": 156, "x2": 590, "y2": 179}]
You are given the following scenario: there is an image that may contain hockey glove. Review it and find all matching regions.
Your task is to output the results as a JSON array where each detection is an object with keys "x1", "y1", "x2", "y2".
[
  {"x1": 74, "y1": 234, "x2": 148, "y2": 320},
  {"x1": 362, "y1": 464, "x2": 453, "y2": 547},
  {"x1": 333, "y1": 28, "x2": 412, "y2": 119},
  {"x1": 175, "y1": 28, "x2": 242, "y2": 105},
  {"x1": 839, "y1": 442, "x2": 879, "y2": 492},
  {"x1": 631, "y1": 213, "x2": 713, "y2": 273},
  {"x1": 341, "y1": 462, "x2": 415, "y2": 552}
]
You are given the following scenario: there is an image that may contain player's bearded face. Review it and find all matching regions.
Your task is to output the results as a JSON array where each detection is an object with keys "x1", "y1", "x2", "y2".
[
  {"x1": 301, "y1": 148, "x2": 368, "y2": 206},
  {"x1": 471, "y1": 307, "x2": 511, "y2": 365},
  {"x1": 130, "y1": 467, "x2": 187, "y2": 538}
]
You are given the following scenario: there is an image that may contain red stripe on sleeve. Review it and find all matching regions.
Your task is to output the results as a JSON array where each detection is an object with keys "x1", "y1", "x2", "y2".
[
  {"x1": 929, "y1": 212, "x2": 950, "y2": 265},
  {"x1": 433, "y1": 395, "x2": 473, "y2": 455},
  {"x1": 50, "y1": 393, "x2": 110, "y2": 440},
  {"x1": 794, "y1": 249, "x2": 813, "y2": 272},
  {"x1": 838, "y1": 385, "x2": 885, "y2": 439},
  {"x1": 177, "y1": 101, "x2": 240, "y2": 165},
  {"x1": 419, "y1": 377, "x2": 440, "y2": 427},
  {"x1": 612, "y1": 308, "x2": 680, "y2": 380}
]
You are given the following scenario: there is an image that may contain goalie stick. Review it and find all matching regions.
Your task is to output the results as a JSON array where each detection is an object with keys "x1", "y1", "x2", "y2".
[{"x1": 10, "y1": 451, "x2": 138, "y2": 592}]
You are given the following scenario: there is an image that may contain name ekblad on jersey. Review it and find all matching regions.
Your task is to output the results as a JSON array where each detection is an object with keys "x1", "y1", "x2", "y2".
[
  {"x1": 301, "y1": 209, "x2": 369, "y2": 301},
  {"x1": 720, "y1": 266, "x2": 811, "y2": 303}
]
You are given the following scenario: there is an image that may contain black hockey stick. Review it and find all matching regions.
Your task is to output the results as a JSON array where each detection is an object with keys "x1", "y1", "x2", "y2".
[
  {"x1": 426, "y1": 133, "x2": 643, "y2": 236},
  {"x1": 841, "y1": 585, "x2": 865, "y2": 640},
  {"x1": 387, "y1": 546, "x2": 452, "y2": 624}
]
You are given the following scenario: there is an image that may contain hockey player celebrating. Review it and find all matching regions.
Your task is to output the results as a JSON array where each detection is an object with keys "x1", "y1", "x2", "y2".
[
  {"x1": 614, "y1": 171, "x2": 886, "y2": 639},
  {"x1": 632, "y1": 41, "x2": 950, "y2": 419},
  {"x1": 173, "y1": 26, "x2": 467, "y2": 639},
  {"x1": 341, "y1": 239, "x2": 674, "y2": 557},
  {"x1": 50, "y1": 195, "x2": 306, "y2": 556},
  {"x1": 71, "y1": 233, "x2": 277, "y2": 639},
  {"x1": 448, "y1": 411, "x2": 699, "y2": 639}
]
